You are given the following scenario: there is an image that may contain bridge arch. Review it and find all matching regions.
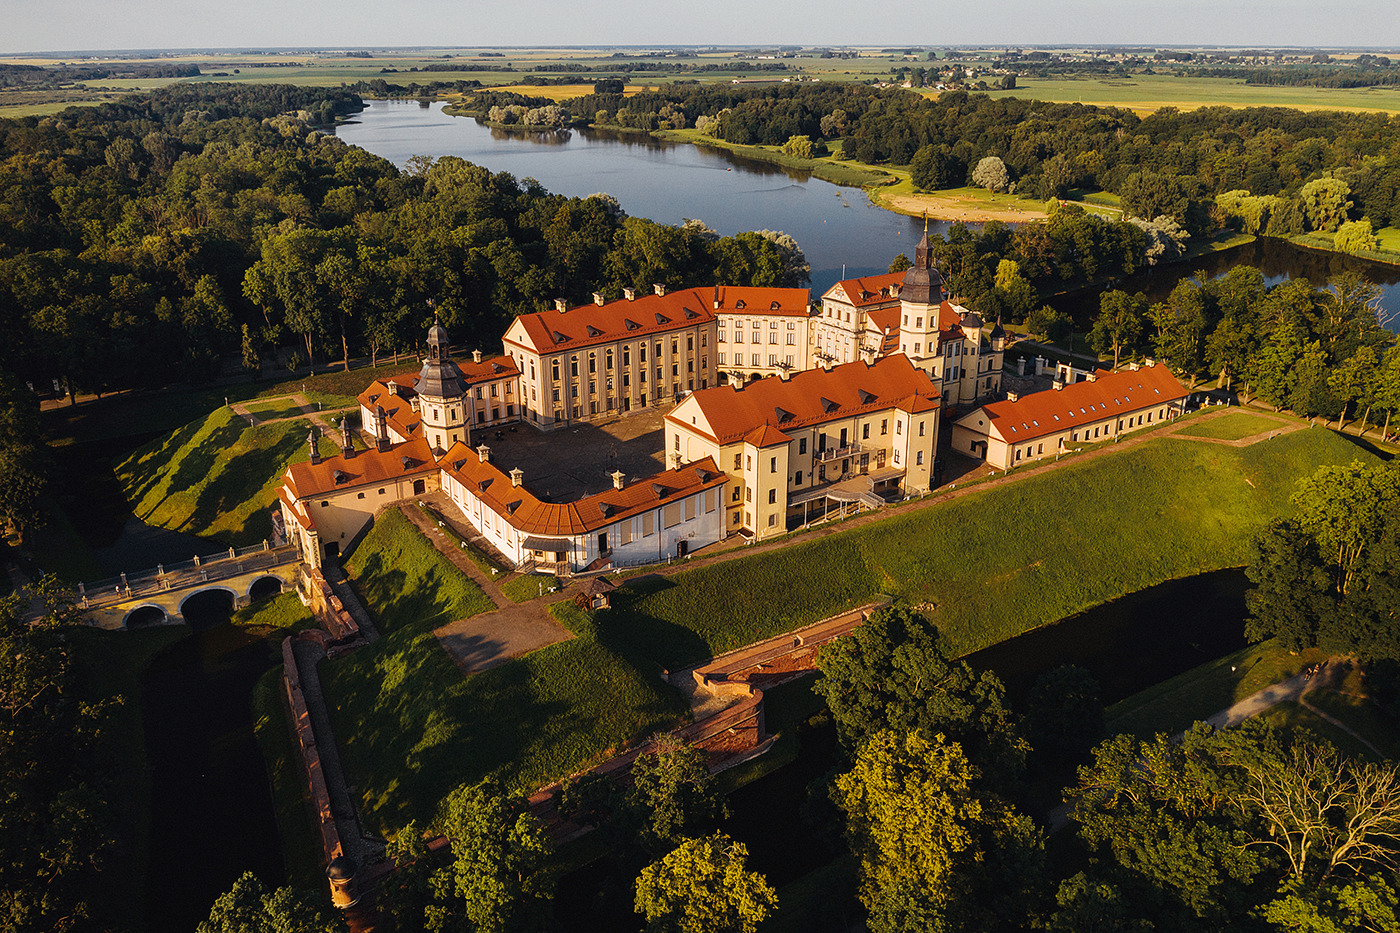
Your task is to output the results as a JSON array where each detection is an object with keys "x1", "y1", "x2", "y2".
[
  {"x1": 122, "y1": 604, "x2": 169, "y2": 629},
  {"x1": 247, "y1": 575, "x2": 285, "y2": 602}
]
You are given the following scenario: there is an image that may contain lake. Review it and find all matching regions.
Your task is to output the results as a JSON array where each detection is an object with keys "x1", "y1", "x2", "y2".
[
  {"x1": 333, "y1": 100, "x2": 934, "y2": 296},
  {"x1": 335, "y1": 100, "x2": 1400, "y2": 329}
]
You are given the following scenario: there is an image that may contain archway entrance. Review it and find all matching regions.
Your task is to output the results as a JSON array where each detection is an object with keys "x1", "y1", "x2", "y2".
[
  {"x1": 248, "y1": 576, "x2": 283, "y2": 603},
  {"x1": 126, "y1": 605, "x2": 167, "y2": 629},
  {"x1": 179, "y1": 589, "x2": 235, "y2": 633}
]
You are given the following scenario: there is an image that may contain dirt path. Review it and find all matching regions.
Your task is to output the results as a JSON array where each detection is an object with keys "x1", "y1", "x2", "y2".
[
  {"x1": 228, "y1": 392, "x2": 357, "y2": 432},
  {"x1": 878, "y1": 191, "x2": 1050, "y2": 223}
]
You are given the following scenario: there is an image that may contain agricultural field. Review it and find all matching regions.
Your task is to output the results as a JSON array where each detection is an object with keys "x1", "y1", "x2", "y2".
[
  {"x1": 983, "y1": 74, "x2": 1400, "y2": 115},
  {"x1": 114, "y1": 406, "x2": 332, "y2": 546}
]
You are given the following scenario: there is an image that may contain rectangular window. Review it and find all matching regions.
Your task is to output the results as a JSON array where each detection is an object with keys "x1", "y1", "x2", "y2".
[
  {"x1": 588, "y1": 354, "x2": 596, "y2": 374},
  {"x1": 719, "y1": 352, "x2": 727, "y2": 365},
  {"x1": 768, "y1": 488, "x2": 776, "y2": 504},
  {"x1": 768, "y1": 354, "x2": 777, "y2": 366},
  {"x1": 685, "y1": 497, "x2": 697, "y2": 521},
  {"x1": 768, "y1": 333, "x2": 777, "y2": 344},
  {"x1": 799, "y1": 437, "x2": 807, "y2": 454},
  {"x1": 916, "y1": 451, "x2": 924, "y2": 466},
  {"x1": 687, "y1": 335, "x2": 694, "y2": 351},
  {"x1": 896, "y1": 421, "x2": 902, "y2": 435},
  {"x1": 732, "y1": 485, "x2": 741, "y2": 502},
  {"x1": 881, "y1": 419, "x2": 888, "y2": 435},
  {"x1": 768, "y1": 514, "x2": 777, "y2": 527},
  {"x1": 734, "y1": 454, "x2": 742, "y2": 469},
  {"x1": 705, "y1": 489, "x2": 715, "y2": 513},
  {"x1": 794, "y1": 470, "x2": 802, "y2": 485},
  {"x1": 664, "y1": 503, "x2": 683, "y2": 528},
  {"x1": 862, "y1": 424, "x2": 870, "y2": 440},
  {"x1": 640, "y1": 345, "x2": 647, "y2": 363},
  {"x1": 643, "y1": 512, "x2": 655, "y2": 536},
  {"x1": 785, "y1": 354, "x2": 794, "y2": 367},
  {"x1": 918, "y1": 421, "x2": 925, "y2": 437},
  {"x1": 770, "y1": 456, "x2": 777, "y2": 473},
  {"x1": 746, "y1": 487, "x2": 752, "y2": 502},
  {"x1": 786, "y1": 333, "x2": 795, "y2": 345},
  {"x1": 624, "y1": 347, "x2": 631, "y2": 365}
]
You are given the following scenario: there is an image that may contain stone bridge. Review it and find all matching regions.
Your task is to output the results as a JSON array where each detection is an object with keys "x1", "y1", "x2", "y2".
[{"x1": 77, "y1": 544, "x2": 303, "y2": 630}]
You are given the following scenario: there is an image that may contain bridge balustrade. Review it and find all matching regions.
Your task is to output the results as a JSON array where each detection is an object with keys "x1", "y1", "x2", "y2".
[{"x1": 76, "y1": 542, "x2": 301, "y2": 609}]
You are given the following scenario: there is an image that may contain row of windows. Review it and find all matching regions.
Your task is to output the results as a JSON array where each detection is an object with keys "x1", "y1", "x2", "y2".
[
  {"x1": 719, "y1": 319, "x2": 797, "y2": 330},
  {"x1": 717, "y1": 353, "x2": 796, "y2": 367},
  {"x1": 717, "y1": 332, "x2": 796, "y2": 345}
]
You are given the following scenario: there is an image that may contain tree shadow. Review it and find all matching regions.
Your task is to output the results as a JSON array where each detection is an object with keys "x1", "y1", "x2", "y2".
[{"x1": 595, "y1": 574, "x2": 714, "y2": 671}]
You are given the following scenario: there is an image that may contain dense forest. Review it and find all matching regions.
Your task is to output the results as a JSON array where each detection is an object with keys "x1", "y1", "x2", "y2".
[
  {"x1": 0, "y1": 83, "x2": 809, "y2": 403},
  {"x1": 546, "y1": 81, "x2": 1400, "y2": 231}
]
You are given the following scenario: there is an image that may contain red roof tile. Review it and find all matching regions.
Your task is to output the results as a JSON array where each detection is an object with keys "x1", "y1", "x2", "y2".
[
  {"x1": 440, "y1": 446, "x2": 727, "y2": 537},
  {"x1": 963, "y1": 364, "x2": 1188, "y2": 443},
  {"x1": 283, "y1": 437, "x2": 439, "y2": 500},
  {"x1": 504, "y1": 289, "x2": 718, "y2": 354},
  {"x1": 671, "y1": 355, "x2": 940, "y2": 444},
  {"x1": 712, "y1": 286, "x2": 812, "y2": 317},
  {"x1": 824, "y1": 271, "x2": 905, "y2": 308}
]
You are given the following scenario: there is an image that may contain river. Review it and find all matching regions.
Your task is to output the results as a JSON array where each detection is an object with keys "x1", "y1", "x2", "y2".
[{"x1": 334, "y1": 100, "x2": 1400, "y2": 329}]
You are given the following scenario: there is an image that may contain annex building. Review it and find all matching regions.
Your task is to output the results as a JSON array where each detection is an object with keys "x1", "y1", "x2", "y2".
[
  {"x1": 952, "y1": 362, "x2": 1189, "y2": 470},
  {"x1": 665, "y1": 354, "x2": 940, "y2": 540}
]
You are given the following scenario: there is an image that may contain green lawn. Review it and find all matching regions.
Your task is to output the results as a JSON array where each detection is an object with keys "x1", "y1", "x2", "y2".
[
  {"x1": 345, "y1": 508, "x2": 495, "y2": 635},
  {"x1": 244, "y1": 398, "x2": 309, "y2": 421},
  {"x1": 418, "y1": 502, "x2": 508, "y2": 578},
  {"x1": 499, "y1": 573, "x2": 561, "y2": 603},
  {"x1": 1105, "y1": 638, "x2": 1326, "y2": 737},
  {"x1": 983, "y1": 74, "x2": 1400, "y2": 115},
  {"x1": 230, "y1": 591, "x2": 318, "y2": 637},
  {"x1": 1258, "y1": 701, "x2": 1381, "y2": 761},
  {"x1": 609, "y1": 428, "x2": 1374, "y2": 669},
  {"x1": 1176, "y1": 411, "x2": 1283, "y2": 440},
  {"x1": 323, "y1": 599, "x2": 687, "y2": 835},
  {"x1": 114, "y1": 406, "x2": 326, "y2": 547}
]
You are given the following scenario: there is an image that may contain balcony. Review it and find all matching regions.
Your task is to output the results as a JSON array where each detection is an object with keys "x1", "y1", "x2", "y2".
[{"x1": 816, "y1": 442, "x2": 863, "y2": 463}]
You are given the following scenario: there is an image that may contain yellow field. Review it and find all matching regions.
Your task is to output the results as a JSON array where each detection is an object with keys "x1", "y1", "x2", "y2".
[{"x1": 980, "y1": 74, "x2": 1400, "y2": 115}]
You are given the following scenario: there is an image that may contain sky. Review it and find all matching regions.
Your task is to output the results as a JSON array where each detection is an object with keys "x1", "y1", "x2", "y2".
[{"x1": 4, "y1": 0, "x2": 1399, "y2": 54}]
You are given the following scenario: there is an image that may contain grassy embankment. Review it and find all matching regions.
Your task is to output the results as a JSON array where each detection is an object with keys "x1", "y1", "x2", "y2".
[
  {"x1": 1290, "y1": 230, "x2": 1400, "y2": 266},
  {"x1": 322, "y1": 426, "x2": 1376, "y2": 835},
  {"x1": 325, "y1": 510, "x2": 685, "y2": 834},
  {"x1": 1175, "y1": 411, "x2": 1286, "y2": 440},
  {"x1": 113, "y1": 406, "x2": 332, "y2": 548},
  {"x1": 655, "y1": 127, "x2": 892, "y2": 187}
]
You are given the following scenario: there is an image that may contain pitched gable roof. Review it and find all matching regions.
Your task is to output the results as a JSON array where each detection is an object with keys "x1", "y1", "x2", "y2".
[
  {"x1": 283, "y1": 437, "x2": 439, "y2": 501},
  {"x1": 503, "y1": 289, "x2": 718, "y2": 354},
  {"x1": 822, "y1": 271, "x2": 905, "y2": 308},
  {"x1": 711, "y1": 286, "x2": 812, "y2": 317},
  {"x1": 959, "y1": 364, "x2": 1188, "y2": 443},
  {"x1": 668, "y1": 354, "x2": 939, "y2": 445}
]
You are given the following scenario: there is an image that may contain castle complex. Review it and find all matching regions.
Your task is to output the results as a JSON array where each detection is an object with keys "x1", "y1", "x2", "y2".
[{"x1": 279, "y1": 235, "x2": 1185, "y2": 571}]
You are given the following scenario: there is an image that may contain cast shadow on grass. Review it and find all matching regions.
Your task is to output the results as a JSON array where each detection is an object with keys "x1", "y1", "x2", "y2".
[
  {"x1": 595, "y1": 574, "x2": 713, "y2": 672},
  {"x1": 1336, "y1": 432, "x2": 1396, "y2": 463},
  {"x1": 160, "y1": 417, "x2": 246, "y2": 511},
  {"x1": 188, "y1": 425, "x2": 304, "y2": 542}
]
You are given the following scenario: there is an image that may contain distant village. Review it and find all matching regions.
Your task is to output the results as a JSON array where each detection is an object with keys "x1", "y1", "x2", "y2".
[{"x1": 280, "y1": 235, "x2": 1187, "y2": 576}]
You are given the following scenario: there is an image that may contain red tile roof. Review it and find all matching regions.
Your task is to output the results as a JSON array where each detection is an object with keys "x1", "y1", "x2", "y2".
[
  {"x1": 359, "y1": 380, "x2": 422, "y2": 438},
  {"x1": 440, "y1": 446, "x2": 727, "y2": 537},
  {"x1": 283, "y1": 437, "x2": 439, "y2": 500},
  {"x1": 457, "y1": 354, "x2": 521, "y2": 384},
  {"x1": 505, "y1": 289, "x2": 717, "y2": 354},
  {"x1": 712, "y1": 286, "x2": 812, "y2": 317},
  {"x1": 824, "y1": 271, "x2": 905, "y2": 308},
  {"x1": 671, "y1": 354, "x2": 940, "y2": 444},
  {"x1": 963, "y1": 364, "x2": 1188, "y2": 443}
]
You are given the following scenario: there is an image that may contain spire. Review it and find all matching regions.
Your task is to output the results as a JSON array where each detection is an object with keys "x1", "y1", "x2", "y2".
[{"x1": 308, "y1": 426, "x2": 321, "y2": 466}]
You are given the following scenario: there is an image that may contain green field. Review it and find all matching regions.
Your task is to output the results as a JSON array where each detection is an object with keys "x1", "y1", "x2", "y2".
[
  {"x1": 345, "y1": 508, "x2": 495, "y2": 634},
  {"x1": 114, "y1": 406, "x2": 329, "y2": 547},
  {"x1": 324, "y1": 592, "x2": 687, "y2": 834},
  {"x1": 252, "y1": 667, "x2": 325, "y2": 887},
  {"x1": 244, "y1": 398, "x2": 310, "y2": 421},
  {"x1": 612, "y1": 427, "x2": 1376, "y2": 668},
  {"x1": 984, "y1": 74, "x2": 1400, "y2": 115},
  {"x1": 500, "y1": 572, "x2": 561, "y2": 603},
  {"x1": 1176, "y1": 411, "x2": 1283, "y2": 440}
]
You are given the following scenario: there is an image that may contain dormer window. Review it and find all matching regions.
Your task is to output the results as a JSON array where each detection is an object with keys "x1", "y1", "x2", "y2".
[
  {"x1": 820, "y1": 397, "x2": 839, "y2": 413},
  {"x1": 736, "y1": 299, "x2": 746, "y2": 309},
  {"x1": 587, "y1": 325, "x2": 604, "y2": 337},
  {"x1": 625, "y1": 318, "x2": 641, "y2": 331},
  {"x1": 655, "y1": 313, "x2": 670, "y2": 325}
]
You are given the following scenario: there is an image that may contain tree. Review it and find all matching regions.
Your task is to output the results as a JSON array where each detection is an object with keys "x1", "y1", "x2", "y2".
[
  {"x1": 1300, "y1": 177, "x2": 1353, "y2": 233},
  {"x1": 833, "y1": 730, "x2": 1041, "y2": 930},
  {"x1": 1292, "y1": 461, "x2": 1400, "y2": 599},
  {"x1": 627, "y1": 735, "x2": 726, "y2": 851},
  {"x1": 889, "y1": 253, "x2": 911, "y2": 273},
  {"x1": 781, "y1": 135, "x2": 814, "y2": 159},
  {"x1": 240, "y1": 324, "x2": 260, "y2": 379},
  {"x1": 1047, "y1": 874, "x2": 1153, "y2": 933},
  {"x1": 0, "y1": 373, "x2": 47, "y2": 543},
  {"x1": 1245, "y1": 519, "x2": 1338, "y2": 652},
  {"x1": 1262, "y1": 876, "x2": 1400, "y2": 933},
  {"x1": 1089, "y1": 290, "x2": 1147, "y2": 369},
  {"x1": 432, "y1": 779, "x2": 554, "y2": 933},
  {"x1": 197, "y1": 872, "x2": 345, "y2": 933},
  {"x1": 1329, "y1": 344, "x2": 1379, "y2": 430},
  {"x1": 970, "y1": 156, "x2": 1010, "y2": 193},
  {"x1": 1335, "y1": 218, "x2": 1380, "y2": 254},
  {"x1": 633, "y1": 834, "x2": 776, "y2": 933},
  {"x1": 1022, "y1": 665, "x2": 1105, "y2": 772},
  {"x1": 1027, "y1": 304, "x2": 1072, "y2": 343},
  {"x1": 813, "y1": 605, "x2": 1027, "y2": 790},
  {"x1": 911, "y1": 145, "x2": 959, "y2": 191}
]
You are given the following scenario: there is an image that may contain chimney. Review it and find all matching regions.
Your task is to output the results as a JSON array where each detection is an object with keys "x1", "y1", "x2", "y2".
[
  {"x1": 821, "y1": 356, "x2": 833, "y2": 372},
  {"x1": 670, "y1": 452, "x2": 682, "y2": 470},
  {"x1": 778, "y1": 367, "x2": 791, "y2": 381},
  {"x1": 1006, "y1": 390, "x2": 1020, "y2": 402},
  {"x1": 624, "y1": 286, "x2": 635, "y2": 301},
  {"x1": 593, "y1": 292, "x2": 605, "y2": 306},
  {"x1": 375, "y1": 406, "x2": 391, "y2": 453},
  {"x1": 653, "y1": 283, "x2": 666, "y2": 297},
  {"x1": 1052, "y1": 378, "x2": 1064, "y2": 391},
  {"x1": 713, "y1": 284, "x2": 720, "y2": 310},
  {"x1": 1129, "y1": 361, "x2": 1140, "y2": 371},
  {"x1": 611, "y1": 470, "x2": 625, "y2": 490},
  {"x1": 861, "y1": 345, "x2": 878, "y2": 365},
  {"x1": 1145, "y1": 357, "x2": 1156, "y2": 367},
  {"x1": 1087, "y1": 371, "x2": 1098, "y2": 383},
  {"x1": 387, "y1": 381, "x2": 400, "y2": 396},
  {"x1": 477, "y1": 445, "x2": 490, "y2": 463},
  {"x1": 308, "y1": 427, "x2": 322, "y2": 466},
  {"x1": 339, "y1": 417, "x2": 355, "y2": 459},
  {"x1": 510, "y1": 467, "x2": 523, "y2": 487},
  {"x1": 728, "y1": 371, "x2": 746, "y2": 389},
  {"x1": 1016, "y1": 357, "x2": 1026, "y2": 376},
  {"x1": 554, "y1": 298, "x2": 568, "y2": 313},
  {"x1": 472, "y1": 349, "x2": 482, "y2": 364},
  {"x1": 1034, "y1": 356, "x2": 1046, "y2": 376}
]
